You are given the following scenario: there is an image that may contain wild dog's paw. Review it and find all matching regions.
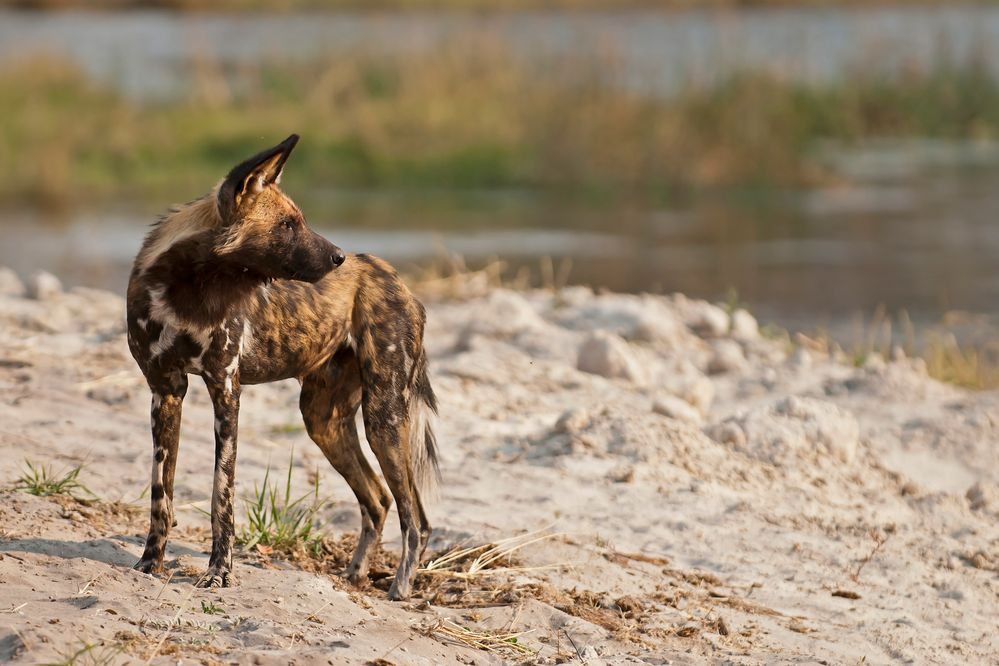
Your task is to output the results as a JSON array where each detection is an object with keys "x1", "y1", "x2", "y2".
[
  {"x1": 387, "y1": 578, "x2": 412, "y2": 601},
  {"x1": 343, "y1": 564, "x2": 367, "y2": 587},
  {"x1": 133, "y1": 558, "x2": 162, "y2": 575},
  {"x1": 196, "y1": 566, "x2": 237, "y2": 588}
]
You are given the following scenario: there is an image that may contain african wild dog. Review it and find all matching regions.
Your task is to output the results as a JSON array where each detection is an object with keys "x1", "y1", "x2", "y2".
[{"x1": 126, "y1": 134, "x2": 439, "y2": 600}]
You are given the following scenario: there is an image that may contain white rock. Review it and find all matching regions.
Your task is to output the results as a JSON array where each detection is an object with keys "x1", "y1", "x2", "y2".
[
  {"x1": 708, "y1": 339, "x2": 748, "y2": 374},
  {"x1": 760, "y1": 366, "x2": 779, "y2": 387},
  {"x1": 730, "y1": 308, "x2": 759, "y2": 340},
  {"x1": 554, "y1": 408, "x2": 591, "y2": 435},
  {"x1": 0, "y1": 267, "x2": 25, "y2": 297},
  {"x1": 577, "y1": 331, "x2": 645, "y2": 383},
  {"x1": 630, "y1": 311, "x2": 680, "y2": 345},
  {"x1": 711, "y1": 421, "x2": 747, "y2": 448},
  {"x1": 789, "y1": 347, "x2": 812, "y2": 370},
  {"x1": 688, "y1": 302, "x2": 730, "y2": 338},
  {"x1": 27, "y1": 270, "x2": 62, "y2": 301},
  {"x1": 863, "y1": 353, "x2": 887, "y2": 372},
  {"x1": 551, "y1": 285, "x2": 595, "y2": 308},
  {"x1": 709, "y1": 396, "x2": 860, "y2": 464},
  {"x1": 967, "y1": 481, "x2": 999, "y2": 512},
  {"x1": 775, "y1": 397, "x2": 859, "y2": 463},
  {"x1": 663, "y1": 368, "x2": 715, "y2": 415},
  {"x1": 463, "y1": 289, "x2": 545, "y2": 337},
  {"x1": 557, "y1": 295, "x2": 685, "y2": 347},
  {"x1": 685, "y1": 375, "x2": 715, "y2": 414},
  {"x1": 579, "y1": 645, "x2": 603, "y2": 664},
  {"x1": 652, "y1": 396, "x2": 702, "y2": 425}
]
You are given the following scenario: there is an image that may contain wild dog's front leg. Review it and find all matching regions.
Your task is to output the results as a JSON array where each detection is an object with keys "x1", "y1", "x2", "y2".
[
  {"x1": 135, "y1": 373, "x2": 188, "y2": 574},
  {"x1": 199, "y1": 374, "x2": 241, "y2": 588}
]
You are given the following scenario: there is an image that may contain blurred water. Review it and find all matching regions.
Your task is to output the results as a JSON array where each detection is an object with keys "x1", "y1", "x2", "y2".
[
  {"x1": 2, "y1": 7, "x2": 999, "y2": 98},
  {"x1": 3, "y1": 154, "x2": 999, "y2": 336}
]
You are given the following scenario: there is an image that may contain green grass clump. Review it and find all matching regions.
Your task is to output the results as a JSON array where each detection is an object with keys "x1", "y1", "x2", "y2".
[
  {"x1": 238, "y1": 453, "x2": 326, "y2": 555},
  {"x1": 200, "y1": 600, "x2": 224, "y2": 615},
  {"x1": 14, "y1": 460, "x2": 95, "y2": 500},
  {"x1": 269, "y1": 421, "x2": 306, "y2": 435}
]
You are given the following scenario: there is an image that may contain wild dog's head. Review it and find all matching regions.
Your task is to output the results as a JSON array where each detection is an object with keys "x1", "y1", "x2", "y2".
[{"x1": 214, "y1": 134, "x2": 345, "y2": 283}]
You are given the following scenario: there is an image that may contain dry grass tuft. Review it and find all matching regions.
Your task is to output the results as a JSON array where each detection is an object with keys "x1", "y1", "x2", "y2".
[
  {"x1": 850, "y1": 528, "x2": 891, "y2": 583},
  {"x1": 789, "y1": 307, "x2": 999, "y2": 391},
  {"x1": 421, "y1": 527, "x2": 563, "y2": 579},
  {"x1": 424, "y1": 618, "x2": 535, "y2": 657},
  {"x1": 923, "y1": 332, "x2": 999, "y2": 389},
  {"x1": 408, "y1": 254, "x2": 509, "y2": 301}
]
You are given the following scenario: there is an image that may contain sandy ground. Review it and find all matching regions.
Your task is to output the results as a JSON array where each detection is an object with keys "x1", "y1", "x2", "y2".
[{"x1": 0, "y1": 266, "x2": 997, "y2": 665}]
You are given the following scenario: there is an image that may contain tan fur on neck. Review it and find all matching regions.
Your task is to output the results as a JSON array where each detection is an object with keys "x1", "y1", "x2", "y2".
[{"x1": 137, "y1": 184, "x2": 223, "y2": 274}]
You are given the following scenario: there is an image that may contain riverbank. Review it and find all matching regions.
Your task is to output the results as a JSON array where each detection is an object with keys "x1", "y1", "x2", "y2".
[{"x1": 0, "y1": 267, "x2": 996, "y2": 663}]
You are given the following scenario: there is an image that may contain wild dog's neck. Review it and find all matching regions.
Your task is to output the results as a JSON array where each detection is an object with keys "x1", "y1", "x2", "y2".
[{"x1": 140, "y1": 198, "x2": 263, "y2": 330}]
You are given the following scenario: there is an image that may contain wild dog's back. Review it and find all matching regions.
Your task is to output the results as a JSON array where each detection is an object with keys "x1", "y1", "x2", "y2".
[
  {"x1": 236, "y1": 261, "x2": 359, "y2": 384},
  {"x1": 238, "y1": 253, "x2": 430, "y2": 393}
]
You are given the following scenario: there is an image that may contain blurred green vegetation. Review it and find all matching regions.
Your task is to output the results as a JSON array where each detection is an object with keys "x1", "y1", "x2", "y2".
[
  {"x1": 2, "y1": 0, "x2": 997, "y2": 8},
  {"x1": 4, "y1": 47, "x2": 999, "y2": 208}
]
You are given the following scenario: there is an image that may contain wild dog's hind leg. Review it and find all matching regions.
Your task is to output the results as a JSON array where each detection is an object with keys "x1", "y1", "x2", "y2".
[
  {"x1": 135, "y1": 371, "x2": 188, "y2": 574},
  {"x1": 301, "y1": 350, "x2": 392, "y2": 585},
  {"x1": 362, "y1": 386, "x2": 425, "y2": 601},
  {"x1": 199, "y1": 373, "x2": 241, "y2": 588}
]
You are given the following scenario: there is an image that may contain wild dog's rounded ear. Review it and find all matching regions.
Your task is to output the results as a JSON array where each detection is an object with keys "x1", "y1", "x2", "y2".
[{"x1": 217, "y1": 134, "x2": 300, "y2": 221}]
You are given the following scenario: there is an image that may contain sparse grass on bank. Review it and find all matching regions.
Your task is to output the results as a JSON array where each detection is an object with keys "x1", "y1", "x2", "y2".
[
  {"x1": 5, "y1": 50, "x2": 999, "y2": 208},
  {"x1": 14, "y1": 460, "x2": 95, "y2": 500},
  {"x1": 924, "y1": 333, "x2": 999, "y2": 389},
  {"x1": 238, "y1": 453, "x2": 326, "y2": 555},
  {"x1": 793, "y1": 306, "x2": 999, "y2": 390}
]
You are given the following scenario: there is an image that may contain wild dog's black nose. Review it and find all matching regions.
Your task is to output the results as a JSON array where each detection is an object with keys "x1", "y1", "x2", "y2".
[{"x1": 332, "y1": 250, "x2": 346, "y2": 267}]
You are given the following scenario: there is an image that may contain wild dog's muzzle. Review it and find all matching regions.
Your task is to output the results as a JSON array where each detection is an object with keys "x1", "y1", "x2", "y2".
[{"x1": 290, "y1": 230, "x2": 346, "y2": 283}]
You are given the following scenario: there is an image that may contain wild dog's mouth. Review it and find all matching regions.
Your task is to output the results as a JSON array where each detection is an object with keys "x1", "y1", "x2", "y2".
[
  {"x1": 287, "y1": 267, "x2": 330, "y2": 283},
  {"x1": 231, "y1": 240, "x2": 345, "y2": 285},
  {"x1": 285, "y1": 245, "x2": 346, "y2": 283}
]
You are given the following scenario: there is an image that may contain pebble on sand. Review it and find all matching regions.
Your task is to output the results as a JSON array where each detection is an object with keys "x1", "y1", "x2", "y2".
[
  {"x1": 730, "y1": 308, "x2": 759, "y2": 340},
  {"x1": 966, "y1": 481, "x2": 999, "y2": 513},
  {"x1": 652, "y1": 395, "x2": 703, "y2": 425},
  {"x1": 27, "y1": 271, "x2": 63, "y2": 301},
  {"x1": 0, "y1": 267, "x2": 25, "y2": 297},
  {"x1": 577, "y1": 330, "x2": 646, "y2": 383}
]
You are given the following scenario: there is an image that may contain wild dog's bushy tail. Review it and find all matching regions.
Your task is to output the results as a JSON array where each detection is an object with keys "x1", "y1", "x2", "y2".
[
  {"x1": 353, "y1": 253, "x2": 440, "y2": 495},
  {"x1": 409, "y1": 348, "x2": 441, "y2": 496}
]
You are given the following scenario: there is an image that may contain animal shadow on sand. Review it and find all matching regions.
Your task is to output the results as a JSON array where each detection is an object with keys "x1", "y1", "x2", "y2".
[{"x1": 0, "y1": 536, "x2": 203, "y2": 568}]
